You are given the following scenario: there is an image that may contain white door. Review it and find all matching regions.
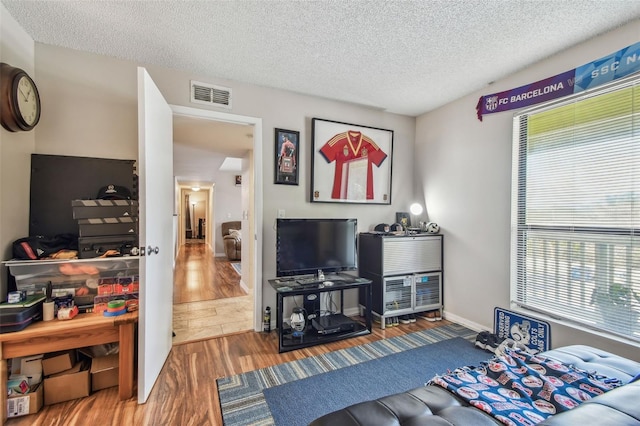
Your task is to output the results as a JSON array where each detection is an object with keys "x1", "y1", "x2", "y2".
[{"x1": 137, "y1": 67, "x2": 174, "y2": 403}]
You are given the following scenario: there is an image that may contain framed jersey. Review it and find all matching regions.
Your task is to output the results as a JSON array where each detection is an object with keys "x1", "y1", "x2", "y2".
[
  {"x1": 311, "y1": 118, "x2": 393, "y2": 204},
  {"x1": 275, "y1": 128, "x2": 300, "y2": 185}
]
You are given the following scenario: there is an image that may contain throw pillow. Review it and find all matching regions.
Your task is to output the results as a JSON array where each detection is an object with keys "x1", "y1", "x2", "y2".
[{"x1": 229, "y1": 229, "x2": 242, "y2": 241}]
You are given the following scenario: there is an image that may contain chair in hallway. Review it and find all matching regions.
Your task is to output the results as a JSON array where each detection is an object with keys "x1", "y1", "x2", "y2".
[{"x1": 222, "y1": 221, "x2": 241, "y2": 261}]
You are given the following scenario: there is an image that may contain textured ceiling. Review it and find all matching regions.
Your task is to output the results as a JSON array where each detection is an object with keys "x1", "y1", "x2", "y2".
[
  {"x1": 4, "y1": 1, "x2": 640, "y2": 186},
  {"x1": 4, "y1": 0, "x2": 640, "y2": 117}
]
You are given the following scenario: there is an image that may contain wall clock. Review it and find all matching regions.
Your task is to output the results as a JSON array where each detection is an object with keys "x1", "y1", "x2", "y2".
[{"x1": 1, "y1": 62, "x2": 41, "y2": 132}]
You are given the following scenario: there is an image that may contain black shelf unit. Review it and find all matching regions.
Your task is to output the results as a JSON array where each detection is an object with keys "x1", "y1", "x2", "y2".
[
  {"x1": 268, "y1": 274, "x2": 372, "y2": 353},
  {"x1": 358, "y1": 233, "x2": 443, "y2": 328}
]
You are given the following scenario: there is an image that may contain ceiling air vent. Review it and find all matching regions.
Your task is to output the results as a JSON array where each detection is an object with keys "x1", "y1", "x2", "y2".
[{"x1": 190, "y1": 80, "x2": 232, "y2": 109}]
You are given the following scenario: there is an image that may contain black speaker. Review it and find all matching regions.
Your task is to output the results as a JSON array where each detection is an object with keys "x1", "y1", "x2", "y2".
[{"x1": 303, "y1": 293, "x2": 320, "y2": 321}]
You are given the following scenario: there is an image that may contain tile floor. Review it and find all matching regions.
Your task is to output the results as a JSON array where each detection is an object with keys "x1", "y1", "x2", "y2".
[{"x1": 172, "y1": 294, "x2": 254, "y2": 345}]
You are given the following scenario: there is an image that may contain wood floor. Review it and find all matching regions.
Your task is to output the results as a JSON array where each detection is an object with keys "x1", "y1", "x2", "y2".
[
  {"x1": 173, "y1": 243, "x2": 246, "y2": 304},
  {"x1": 7, "y1": 319, "x2": 454, "y2": 425},
  {"x1": 172, "y1": 242, "x2": 253, "y2": 345}
]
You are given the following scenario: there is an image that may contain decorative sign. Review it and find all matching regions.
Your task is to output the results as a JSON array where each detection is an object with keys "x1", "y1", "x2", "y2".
[
  {"x1": 477, "y1": 41, "x2": 640, "y2": 121},
  {"x1": 494, "y1": 307, "x2": 550, "y2": 353}
]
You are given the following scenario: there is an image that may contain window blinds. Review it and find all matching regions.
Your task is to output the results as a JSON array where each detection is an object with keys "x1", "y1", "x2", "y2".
[{"x1": 511, "y1": 76, "x2": 639, "y2": 341}]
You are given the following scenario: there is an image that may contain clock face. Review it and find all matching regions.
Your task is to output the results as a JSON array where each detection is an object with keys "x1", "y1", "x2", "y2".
[
  {"x1": 16, "y1": 75, "x2": 39, "y2": 126},
  {"x1": 1, "y1": 63, "x2": 41, "y2": 131}
]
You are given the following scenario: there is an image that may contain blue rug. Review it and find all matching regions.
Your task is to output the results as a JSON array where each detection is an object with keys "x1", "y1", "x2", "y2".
[
  {"x1": 264, "y1": 337, "x2": 489, "y2": 425},
  {"x1": 216, "y1": 323, "x2": 489, "y2": 425},
  {"x1": 231, "y1": 262, "x2": 241, "y2": 275}
]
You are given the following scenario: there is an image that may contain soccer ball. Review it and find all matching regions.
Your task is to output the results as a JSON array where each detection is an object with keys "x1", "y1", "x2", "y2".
[{"x1": 425, "y1": 222, "x2": 439, "y2": 233}]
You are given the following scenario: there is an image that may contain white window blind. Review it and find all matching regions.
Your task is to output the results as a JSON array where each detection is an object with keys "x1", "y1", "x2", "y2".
[{"x1": 511, "y1": 75, "x2": 640, "y2": 341}]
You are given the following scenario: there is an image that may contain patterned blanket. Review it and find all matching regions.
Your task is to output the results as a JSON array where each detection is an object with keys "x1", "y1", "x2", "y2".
[{"x1": 429, "y1": 348, "x2": 623, "y2": 426}]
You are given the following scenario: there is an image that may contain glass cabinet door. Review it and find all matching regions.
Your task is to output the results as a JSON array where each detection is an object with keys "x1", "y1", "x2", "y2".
[
  {"x1": 414, "y1": 272, "x2": 441, "y2": 309},
  {"x1": 383, "y1": 275, "x2": 412, "y2": 313}
]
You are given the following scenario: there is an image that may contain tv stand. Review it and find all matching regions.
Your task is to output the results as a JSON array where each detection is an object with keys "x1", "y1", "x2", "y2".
[
  {"x1": 268, "y1": 274, "x2": 372, "y2": 353},
  {"x1": 312, "y1": 313, "x2": 356, "y2": 334}
]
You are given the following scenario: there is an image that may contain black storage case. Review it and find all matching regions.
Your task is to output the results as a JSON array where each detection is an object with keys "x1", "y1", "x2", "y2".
[
  {"x1": 77, "y1": 217, "x2": 138, "y2": 237},
  {"x1": 78, "y1": 235, "x2": 138, "y2": 258},
  {"x1": 71, "y1": 199, "x2": 138, "y2": 219},
  {"x1": 0, "y1": 299, "x2": 44, "y2": 333}
]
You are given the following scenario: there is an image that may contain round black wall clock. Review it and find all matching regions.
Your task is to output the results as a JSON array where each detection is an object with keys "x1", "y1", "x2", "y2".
[{"x1": 1, "y1": 62, "x2": 41, "y2": 132}]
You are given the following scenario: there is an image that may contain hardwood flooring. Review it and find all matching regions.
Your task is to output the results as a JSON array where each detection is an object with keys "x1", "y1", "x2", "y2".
[
  {"x1": 6, "y1": 319, "x2": 454, "y2": 425},
  {"x1": 172, "y1": 242, "x2": 253, "y2": 345},
  {"x1": 173, "y1": 243, "x2": 246, "y2": 304}
]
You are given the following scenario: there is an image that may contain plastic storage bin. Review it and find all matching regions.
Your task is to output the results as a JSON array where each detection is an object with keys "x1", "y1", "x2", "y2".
[{"x1": 4, "y1": 258, "x2": 139, "y2": 309}]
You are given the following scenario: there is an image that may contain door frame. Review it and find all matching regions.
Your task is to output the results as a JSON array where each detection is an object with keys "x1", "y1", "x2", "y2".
[
  {"x1": 171, "y1": 105, "x2": 263, "y2": 331},
  {"x1": 177, "y1": 185, "x2": 212, "y2": 248}
]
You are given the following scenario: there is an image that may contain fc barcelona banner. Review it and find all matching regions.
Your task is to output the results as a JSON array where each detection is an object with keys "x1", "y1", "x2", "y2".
[{"x1": 476, "y1": 41, "x2": 640, "y2": 121}]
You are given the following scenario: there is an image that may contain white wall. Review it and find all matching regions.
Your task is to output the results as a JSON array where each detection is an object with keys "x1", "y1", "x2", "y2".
[
  {"x1": 214, "y1": 171, "x2": 243, "y2": 255},
  {"x1": 25, "y1": 43, "x2": 417, "y2": 315},
  {"x1": 0, "y1": 5, "x2": 36, "y2": 297},
  {"x1": 415, "y1": 19, "x2": 640, "y2": 360},
  {"x1": 7, "y1": 6, "x2": 635, "y2": 359}
]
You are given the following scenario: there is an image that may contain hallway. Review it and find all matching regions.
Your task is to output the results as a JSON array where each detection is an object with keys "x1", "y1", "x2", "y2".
[
  {"x1": 173, "y1": 242, "x2": 245, "y2": 303},
  {"x1": 172, "y1": 242, "x2": 253, "y2": 345}
]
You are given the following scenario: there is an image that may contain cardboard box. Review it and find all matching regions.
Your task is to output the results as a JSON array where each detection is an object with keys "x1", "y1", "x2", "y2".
[
  {"x1": 44, "y1": 362, "x2": 90, "y2": 405},
  {"x1": 10, "y1": 354, "x2": 43, "y2": 385},
  {"x1": 90, "y1": 353, "x2": 119, "y2": 391},
  {"x1": 42, "y1": 350, "x2": 76, "y2": 376},
  {"x1": 7, "y1": 382, "x2": 43, "y2": 418},
  {"x1": 21, "y1": 354, "x2": 43, "y2": 378}
]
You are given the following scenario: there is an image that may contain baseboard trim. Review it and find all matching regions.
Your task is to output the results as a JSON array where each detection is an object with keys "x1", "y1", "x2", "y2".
[
  {"x1": 344, "y1": 308, "x2": 488, "y2": 334},
  {"x1": 344, "y1": 307, "x2": 360, "y2": 317},
  {"x1": 443, "y1": 311, "x2": 489, "y2": 333}
]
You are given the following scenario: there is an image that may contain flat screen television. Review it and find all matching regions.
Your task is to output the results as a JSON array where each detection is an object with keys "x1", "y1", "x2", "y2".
[{"x1": 276, "y1": 218, "x2": 358, "y2": 277}]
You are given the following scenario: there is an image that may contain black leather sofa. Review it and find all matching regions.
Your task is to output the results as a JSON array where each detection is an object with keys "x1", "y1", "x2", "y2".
[{"x1": 309, "y1": 345, "x2": 640, "y2": 426}]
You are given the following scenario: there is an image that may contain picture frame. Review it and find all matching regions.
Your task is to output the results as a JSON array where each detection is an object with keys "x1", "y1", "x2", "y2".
[
  {"x1": 274, "y1": 128, "x2": 300, "y2": 185},
  {"x1": 311, "y1": 118, "x2": 393, "y2": 204},
  {"x1": 395, "y1": 212, "x2": 410, "y2": 228},
  {"x1": 235, "y1": 175, "x2": 242, "y2": 186}
]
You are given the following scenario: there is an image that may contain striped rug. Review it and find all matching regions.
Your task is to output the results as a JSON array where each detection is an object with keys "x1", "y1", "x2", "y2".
[{"x1": 217, "y1": 323, "x2": 478, "y2": 425}]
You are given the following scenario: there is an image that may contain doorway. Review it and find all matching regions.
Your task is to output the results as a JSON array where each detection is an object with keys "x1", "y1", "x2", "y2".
[
  {"x1": 173, "y1": 185, "x2": 247, "y2": 304},
  {"x1": 181, "y1": 187, "x2": 210, "y2": 245},
  {"x1": 170, "y1": 106, "x2": 263, "y2": 344}
]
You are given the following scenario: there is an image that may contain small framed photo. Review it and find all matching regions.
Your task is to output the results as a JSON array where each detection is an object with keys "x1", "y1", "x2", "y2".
[
  {"x1": 396, "y1": 212, "x2": 410, "y2": 228},
  {"x1": 274, "y1": 128, "x2": 300, "y2": 185},
  {"x1": 311, "y1": 118, "x2": 393, "y2": 204},
  {"x1": 235, "y1": 175, "x2": 242, "y2": 186}
]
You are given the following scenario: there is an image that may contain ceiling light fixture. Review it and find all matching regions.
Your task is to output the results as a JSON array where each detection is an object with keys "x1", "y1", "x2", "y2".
[{"x1": 191, "y1": 186, "x2": 200, "y2": 191}]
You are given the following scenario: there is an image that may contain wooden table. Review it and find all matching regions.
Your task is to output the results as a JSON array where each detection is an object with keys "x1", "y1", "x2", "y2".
[{"x1": 0, "y1": 311, "x2": 138, "y2": 422}]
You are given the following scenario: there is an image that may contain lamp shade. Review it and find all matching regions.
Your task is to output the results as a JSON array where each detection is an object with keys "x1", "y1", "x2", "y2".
[{"x1": 410, "y1": 203, "x2": 423, "y2": 216}]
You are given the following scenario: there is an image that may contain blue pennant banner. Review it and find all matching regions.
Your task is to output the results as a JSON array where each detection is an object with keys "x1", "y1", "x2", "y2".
[{"x1": 477, "y1": 41, "x2": 640, "y2": 121}]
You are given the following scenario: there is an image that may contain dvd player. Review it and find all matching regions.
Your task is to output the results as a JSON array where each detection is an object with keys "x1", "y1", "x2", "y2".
[{"x1": 312, "y1": 313, "x2": 356, "y2": 334}]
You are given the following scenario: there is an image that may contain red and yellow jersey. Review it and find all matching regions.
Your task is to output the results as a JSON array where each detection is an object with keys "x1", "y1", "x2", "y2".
[{"x1": 319, "y1": 130, "x2": 387, "y2": 200}]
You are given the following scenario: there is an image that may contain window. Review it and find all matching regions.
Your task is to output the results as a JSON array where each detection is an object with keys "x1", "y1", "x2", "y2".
[{"x1": 511, "y1": 75, "x2": 639, "y2": 342}]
